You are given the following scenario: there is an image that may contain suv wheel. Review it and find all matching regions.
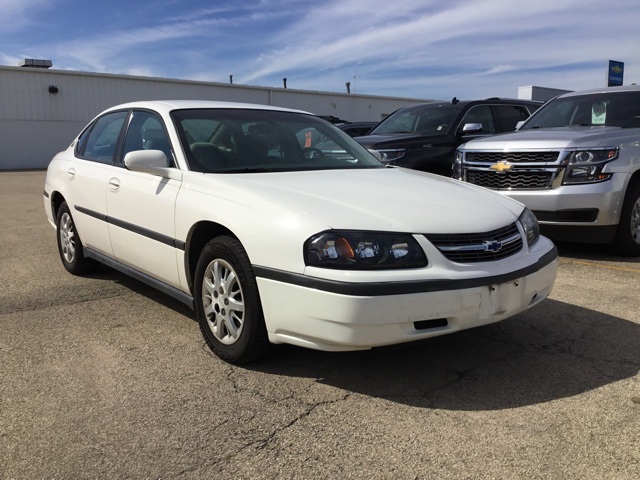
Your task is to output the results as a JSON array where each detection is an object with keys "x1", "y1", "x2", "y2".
[{"x1": 614, "y1": 182, "x2": 640, "y2": 256}]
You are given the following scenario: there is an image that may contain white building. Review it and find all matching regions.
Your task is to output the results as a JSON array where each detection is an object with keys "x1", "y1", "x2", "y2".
[
  {"x1": 518, "y1": 85, "x2": 572, "y2": 102},
  {"x1": 0, "y1": 64, "x2": 430, "y2": 170}
]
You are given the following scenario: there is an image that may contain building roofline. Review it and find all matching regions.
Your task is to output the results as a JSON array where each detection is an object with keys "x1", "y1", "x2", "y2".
[{"x1": 0, "y1": 64, "x2": 434, "y2": 103}]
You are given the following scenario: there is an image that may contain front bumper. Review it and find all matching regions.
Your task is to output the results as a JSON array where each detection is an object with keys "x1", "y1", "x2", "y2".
[
  {"x1": 489, "y1": 174, "x2": 627, "y2": 228},
  {"x1": 256, "y1": 242, "x2": 558, "y2": 352}
]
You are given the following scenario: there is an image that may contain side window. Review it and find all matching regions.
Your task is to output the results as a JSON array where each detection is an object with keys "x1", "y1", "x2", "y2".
[
  {"x1": 122, "y1": 111, "x2": 173, "y2": 165},
  {"x1": 492, "y1": 105, "x2": 531, "y2": 133},
  {"x1": 80, "y1": 111, "x2": 128, "y2": 164},
  {"x1": 459, "y1": 105, "x2": 495, "y2": 135},
  {"x1": 75, "y1": 125, "x2": 92, "y2": 156}
]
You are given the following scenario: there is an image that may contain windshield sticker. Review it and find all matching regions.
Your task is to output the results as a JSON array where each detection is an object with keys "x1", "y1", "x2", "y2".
[{"x1": 592, "y1": 101, "x2": 607, "y2": 125}]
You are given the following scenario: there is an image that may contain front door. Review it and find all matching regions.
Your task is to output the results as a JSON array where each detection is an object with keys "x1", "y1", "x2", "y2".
[{"x1": 106, "y1": 110, "x2": 182, "y2": 288}]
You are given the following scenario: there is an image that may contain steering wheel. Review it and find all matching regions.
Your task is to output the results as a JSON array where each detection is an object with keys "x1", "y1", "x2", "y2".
[{"x1": 301, "y1": 147, "x2": 324, "y2": 159}]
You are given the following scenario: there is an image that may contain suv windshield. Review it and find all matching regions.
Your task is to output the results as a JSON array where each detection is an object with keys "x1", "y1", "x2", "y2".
[
  {"x1": 371, "y1": 104, "x2": 462, "y2": 136},
  {"x1": 522, "y1": 91, "x2": 640, "y2": 129},
  {"x1": 171, "y1": 109, "x2": 384, "y2": 173}
]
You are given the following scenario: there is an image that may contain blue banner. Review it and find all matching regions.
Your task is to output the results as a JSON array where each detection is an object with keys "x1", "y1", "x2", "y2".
[{"x1": 608, "y1": 60, "x2": 624, "y2": 87}]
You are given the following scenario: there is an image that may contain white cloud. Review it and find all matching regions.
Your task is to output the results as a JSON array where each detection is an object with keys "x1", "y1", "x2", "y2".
[
  {"x1": 234, "y1": 0, "x2": 640, "y2": 97},
  {"x1": 0, "y1": 52, "x2": 21, "y2": 66},
  {"x1": 1, "y1": 0, "x2": 638, "y2": 99},
  {"x1": 0, "y1": 0, "x2": 52, "y2": 33}
]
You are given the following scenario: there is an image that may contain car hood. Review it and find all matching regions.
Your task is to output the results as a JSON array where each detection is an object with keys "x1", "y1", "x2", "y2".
[
  {"x1": 460, "y1": 126, "x2": 630, "y2": 150},
  {"x1": 354, "y1": 133, "x2": 447, "y2": 148},
  {"x1": 192, "y1": 167, "x2": 524, "y2": 234}
]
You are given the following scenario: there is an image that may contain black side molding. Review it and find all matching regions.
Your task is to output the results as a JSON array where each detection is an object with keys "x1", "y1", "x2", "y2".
[{"x1": 253, "y1": 246, "x2": 558, "y2": 297}]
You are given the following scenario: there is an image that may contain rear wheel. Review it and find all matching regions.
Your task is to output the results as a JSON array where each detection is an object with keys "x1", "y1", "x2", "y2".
[
  {"x1": 194, "y1": 236, "x2": 269, "y2": 364},
  {"x1": 614, "y1": 182, "x2": 640, "y2": 256},
  {"x1": 56, "y1": 202, "x2": 99, "y2": 275}
]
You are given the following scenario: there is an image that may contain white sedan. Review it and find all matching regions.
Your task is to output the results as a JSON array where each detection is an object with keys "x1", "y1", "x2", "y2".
[{"x1": 44, "y1": 100, "x2": 558, "y2": 364}]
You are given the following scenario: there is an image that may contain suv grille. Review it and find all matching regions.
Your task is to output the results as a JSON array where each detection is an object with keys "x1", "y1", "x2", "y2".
[
  {"x1": 425, "y1": 223, "x2": 522, "y2": 263},
  {"x1": 466, "y1": 151, "x2": 560, "y2": 163},
  {"x1": 466, "y1": 170, "x2": 553, "y2": 189},
  {"x1": 461, "y1": 150, "x2": 565, "y2": 190}
]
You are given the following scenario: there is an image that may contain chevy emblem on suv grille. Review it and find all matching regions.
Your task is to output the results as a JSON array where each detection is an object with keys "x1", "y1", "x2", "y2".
[
  {"x1": 489, "y1": 161, "x2": 512, "y2": 173},
  {"x1": 483, "y1": 240, "x2": 503, "y2": 252}
]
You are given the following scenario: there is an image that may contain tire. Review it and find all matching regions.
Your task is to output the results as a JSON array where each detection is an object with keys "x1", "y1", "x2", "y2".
[
  {"x1": 56, "y1": 202, "x2": 99, "y2": 275},
  {"x1": 194, "y1": 236, "x2": 269, "y2": 364},
  {"x1": 614, "y1": 182, "x2": 640, "y2": 256}
]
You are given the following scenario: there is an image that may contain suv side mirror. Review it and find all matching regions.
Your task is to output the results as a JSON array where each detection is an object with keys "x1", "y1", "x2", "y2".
[
  {"x1": 515, "y1": 120, "x2": 525, "y2": 130},
  {"x1": 461, "y1": 123, "x2": 483, "y2": 135}
]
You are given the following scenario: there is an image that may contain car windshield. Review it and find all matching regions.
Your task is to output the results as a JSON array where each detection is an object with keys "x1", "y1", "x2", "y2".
[
  {"x1": 171, "y1": 109, "x2": 384, "y2": 173},
  {"x1": 521, "y1": 91, "x2": 640, "y2": 129},
  {"x1": 370, "y1": 104, "x2": 461, "y2": 136}
]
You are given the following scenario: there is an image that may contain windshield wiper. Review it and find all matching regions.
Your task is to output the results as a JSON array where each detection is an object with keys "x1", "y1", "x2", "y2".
[{"x1": 220, "y1": 167, "x2": 272, "y2": 173}]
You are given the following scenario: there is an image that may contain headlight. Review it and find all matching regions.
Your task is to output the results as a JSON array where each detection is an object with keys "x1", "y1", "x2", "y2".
[
  {"x1": 519, "y1": 208, "x2": 540, "y2": 246},
  {"x1": 305, "y1": 230, "x2": 427, "y2": 269},
  {"x1": 377, "y1": 149, "x2": 406, "y2": 164},
  {"x1": 452, "y1": 150, "x2": 463, "y2": 179},
  {"x1": 562, "y1": 148, "x2": 617, "y2": 184}
]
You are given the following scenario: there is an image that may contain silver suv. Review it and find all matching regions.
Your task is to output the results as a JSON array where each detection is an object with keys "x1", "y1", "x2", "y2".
[{"x1": 454, "y1": 85, "x2": 640, "y2": 256}]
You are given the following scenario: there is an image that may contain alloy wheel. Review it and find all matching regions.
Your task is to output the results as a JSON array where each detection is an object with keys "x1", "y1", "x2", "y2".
[
  {"x1": 631, "y1": 196, "x2": 640, "y2": 245},
  {"x1": 59, "y1": 212, "x2": 76, "y2": 264},
  {"x1": 202, "y1": 258, "x2": 245, "y2": 345}
]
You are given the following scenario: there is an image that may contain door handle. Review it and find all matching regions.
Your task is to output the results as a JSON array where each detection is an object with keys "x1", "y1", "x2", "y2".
[
  {"x1": 108, "y1": 177, "x2": 120, "y2": 191},
  {"x1": 67, "y1": 168, "x2": 76, "y2": 179}
]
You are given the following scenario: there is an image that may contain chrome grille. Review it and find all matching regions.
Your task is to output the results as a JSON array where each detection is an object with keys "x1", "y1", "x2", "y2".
[
  {"x1": 466, "y1": 170, "x2": 553, "y2": 189},
  {"x1": 465, "y1": 151, "x2": 560, "y2": 163},
  {"x1": 425, "y1": 223, "x2": 522, "y2": 263}
]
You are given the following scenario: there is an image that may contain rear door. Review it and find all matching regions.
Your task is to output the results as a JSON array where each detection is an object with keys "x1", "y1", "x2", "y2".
[{"x1": 66, "y1": 110, "x2": 128, "y2": 258}]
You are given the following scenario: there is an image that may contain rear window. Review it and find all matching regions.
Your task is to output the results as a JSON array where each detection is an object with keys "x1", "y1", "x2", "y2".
[{"x1": 77, "y1": 111, "x2": 128, "y2": 164}]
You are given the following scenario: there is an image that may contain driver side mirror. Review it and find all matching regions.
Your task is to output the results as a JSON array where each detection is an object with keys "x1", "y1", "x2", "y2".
[
  {"x1": 460, "y1": 123, "x2": 483, "y2": 136},
  {"x1": 124, "y1": 150, "x2": 182, "y2": 181}
]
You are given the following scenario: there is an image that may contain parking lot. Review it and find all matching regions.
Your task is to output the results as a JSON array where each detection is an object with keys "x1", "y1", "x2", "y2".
[{"x1": 1, "y1": 170, "x2": 639, "y2": 479}]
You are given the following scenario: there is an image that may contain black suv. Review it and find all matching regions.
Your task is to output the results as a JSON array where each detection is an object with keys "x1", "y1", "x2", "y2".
[{"x1": 354, "y1": 97, "x2": 542, "y2": 175}]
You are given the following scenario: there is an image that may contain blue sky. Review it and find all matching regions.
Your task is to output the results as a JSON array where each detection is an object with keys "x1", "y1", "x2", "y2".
[{"x1": 1, "y1": 0, "x2": 639, "y2": 101}]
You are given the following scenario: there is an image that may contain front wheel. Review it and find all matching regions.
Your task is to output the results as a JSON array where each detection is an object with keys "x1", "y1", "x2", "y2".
[
  {"x1": 613, "y1": 182, "x2": 640, "y2": 256},
  {"x1": 194, "y1": 236, "x2": 269, "y2": 364}
]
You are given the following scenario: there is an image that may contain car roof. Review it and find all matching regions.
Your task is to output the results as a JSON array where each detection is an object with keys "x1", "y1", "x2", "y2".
[
  {"x1": 557, "y1": 84, "x2": 640, "y2": 99},
  {"x1": 396, "y1": 97, "x2": 541, "y2": 111},
  {"x1": 339, "y1": 121, "x2": 378, "y2": 127},
  {"x1": 102, "y1": 100, "x2": 312, "y2": 116}
]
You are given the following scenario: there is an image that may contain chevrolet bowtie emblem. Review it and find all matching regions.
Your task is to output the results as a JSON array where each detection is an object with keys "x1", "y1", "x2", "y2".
[
  {"x1": 483, "y1": 240, "x2": 503, "y2": 252},
  {"x1": 489, "y1": 161, "x2": 512, "y2": 173}
]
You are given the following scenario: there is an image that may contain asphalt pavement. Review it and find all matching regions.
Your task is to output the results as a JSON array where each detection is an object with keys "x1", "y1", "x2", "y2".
[{"x1": 1, "y1": 171, "x2": 639, "y2": 479}]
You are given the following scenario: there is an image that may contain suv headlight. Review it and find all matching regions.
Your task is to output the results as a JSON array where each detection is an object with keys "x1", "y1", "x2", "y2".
[
  {"x1": 377, "y1": 149, "x2": 406, "y2": 164},
  {"x1": 563, "y1": 148, "x2": 617, "y2": 184},
  {"x1": 305, "y1": 230, "x2": 427, "y2": 269},
  {"x1": 519, "y1": 208, "x2": 540, "y2": 246},
  {"x1": 452, "y1": 150, "x2": 463, "y2": 179}
]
